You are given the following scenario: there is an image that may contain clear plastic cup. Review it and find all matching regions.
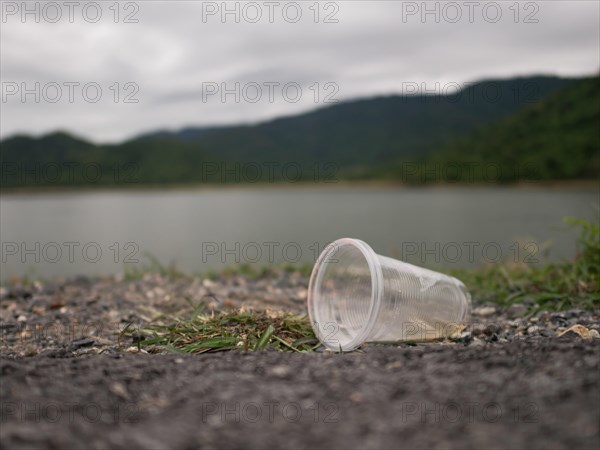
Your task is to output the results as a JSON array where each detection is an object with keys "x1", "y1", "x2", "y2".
[{"x1": 307, "y1": 238, "x2": 471, "y2": 351}]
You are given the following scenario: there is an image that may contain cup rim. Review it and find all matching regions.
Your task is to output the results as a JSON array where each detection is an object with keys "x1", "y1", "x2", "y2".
[{"x1": 307, "y1": 237, "x2": 384, "y2": 351}]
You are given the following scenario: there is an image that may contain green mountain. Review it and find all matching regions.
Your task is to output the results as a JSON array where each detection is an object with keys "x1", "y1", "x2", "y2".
[
  {"x1": 0, "y1": 134, "x2": 216, "y2": 187},
  {"x1": 132, "y1": 76, "x2": 575, "y2": 167},
  {"x1": 375, "y1": 76, "x2": 600, "y2": 183},
  {"x1": 0, "y1": 75, "x2": 596, "y2": 188}
]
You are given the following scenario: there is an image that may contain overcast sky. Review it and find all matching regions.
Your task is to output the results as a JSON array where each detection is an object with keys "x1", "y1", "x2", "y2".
[{"x1": 1, "y1": 0, "x2": 598, "y2": 142}]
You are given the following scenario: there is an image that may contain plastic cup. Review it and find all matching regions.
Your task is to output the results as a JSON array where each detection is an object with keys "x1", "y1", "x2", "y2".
[{"x1": 307, "y1": 238, "x2": 471, "y2": 351}]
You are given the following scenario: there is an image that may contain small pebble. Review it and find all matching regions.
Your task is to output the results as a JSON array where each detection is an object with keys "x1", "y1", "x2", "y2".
[
  {"x1": 484, "y1": 324, "x2": 500, "y2": 336},
  {"x1": 269, "y1": 365, "x2": 291, "y2": 378},
  {"x1": 506, "y1": 303, "x2": 528, "y2": 318},
  {"x1": 349, "y1": 392, "x2": 364, "y2": 402},
  {"x1": 70, "y1": 338, "x2": 95, "y2": 350},
  {"x1": 110, "y1": 382, "x2": 129, "y2": 399},
  {"x1": 473, "y1": 306, "x2": 496, "y2": 317},
  {"x1": 470, "y1": 338, "x2": 486, "y2": 347}
]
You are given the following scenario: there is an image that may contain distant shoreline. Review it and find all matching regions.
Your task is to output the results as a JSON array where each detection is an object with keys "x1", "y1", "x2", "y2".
[{"x1": 1, "y1": 179, "x2": 598, "y2": 197}]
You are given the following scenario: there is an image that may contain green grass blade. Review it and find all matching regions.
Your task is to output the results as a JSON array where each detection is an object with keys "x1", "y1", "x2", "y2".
[{"x1": 254, "y1": 325, "x2": 275, "y2": 350}]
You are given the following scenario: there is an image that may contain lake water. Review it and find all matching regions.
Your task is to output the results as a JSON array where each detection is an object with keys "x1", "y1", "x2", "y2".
[{"x1": 0, "y1": 186, "x2": 597, "y2": 280}]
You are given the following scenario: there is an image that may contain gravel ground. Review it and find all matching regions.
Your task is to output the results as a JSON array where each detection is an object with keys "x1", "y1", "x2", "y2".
[
  {"x1": 0, "y1": 271, "x2": 307, "y2": 357},
  {"x1": 1, "y1": 271, "x2": 599, "y2": 449}
]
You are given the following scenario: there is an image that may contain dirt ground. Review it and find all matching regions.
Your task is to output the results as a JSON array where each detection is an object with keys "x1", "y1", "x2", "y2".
[
  {"x1": 1, "y1": 273, "x2": 599, "y2": 449},
  {"x1": 1, "y1": 339, "x2": 598, "y2": 450}
]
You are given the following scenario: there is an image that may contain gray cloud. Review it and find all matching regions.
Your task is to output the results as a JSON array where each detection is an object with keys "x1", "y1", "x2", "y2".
[{"x1": 1, "y1": 0, "x2": 598, "y2": 142}]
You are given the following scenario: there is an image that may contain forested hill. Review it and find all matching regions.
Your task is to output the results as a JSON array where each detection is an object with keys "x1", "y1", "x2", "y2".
[{"x1": 1, "y1": 75, "x2": 596, "y2": 187}]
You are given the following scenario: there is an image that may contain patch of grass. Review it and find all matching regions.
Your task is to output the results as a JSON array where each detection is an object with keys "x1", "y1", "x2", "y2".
[
  {"x1": 124, "y1": 252, "x2": 186, "y2": 281},
  {"x1": 217, "y1": 262, "x2": 313, "y2": 280},
  {"x1": 281, "y1": 262, "x2": 314, "y2": 278},
  {"x1": 126, "y1": 215, "x2": 597, "y2": 354},
  {"x1": 448, "y1": 215, "x2": 599, "y2": 311},
  {"x1": 126, "y1": 309, "x2": 318, "y2": 354},
  {"x1": 220, "y1": 263, "x2": 270, "y2": 280}
]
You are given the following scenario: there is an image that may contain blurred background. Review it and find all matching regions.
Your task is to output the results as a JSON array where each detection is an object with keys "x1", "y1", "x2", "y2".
[{"x1": 1, "y1": 0, "x2": 598, "y2": 280}]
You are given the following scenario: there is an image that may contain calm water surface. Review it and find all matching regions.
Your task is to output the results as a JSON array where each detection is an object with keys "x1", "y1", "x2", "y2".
[{"x1": 1, "y1": 186, "x2": 597, "y2": 280}]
